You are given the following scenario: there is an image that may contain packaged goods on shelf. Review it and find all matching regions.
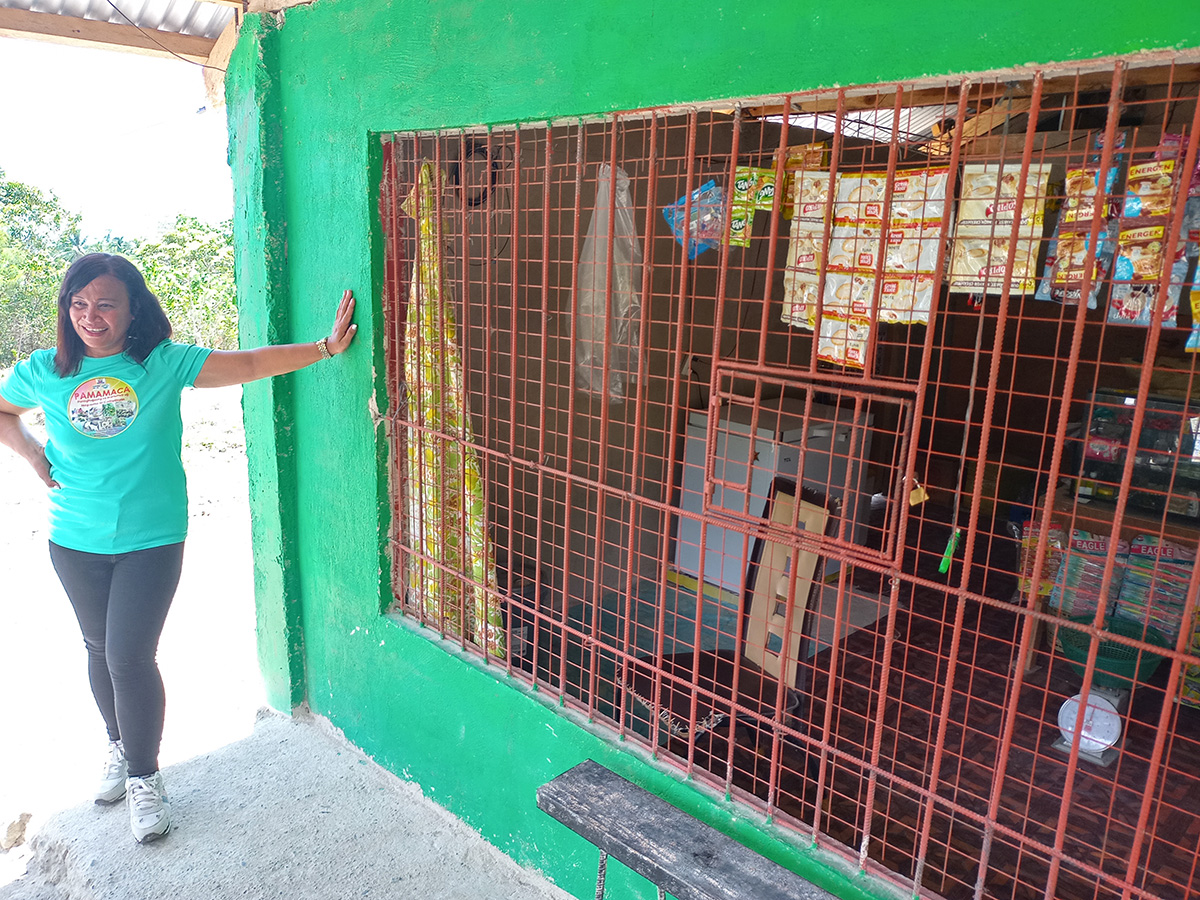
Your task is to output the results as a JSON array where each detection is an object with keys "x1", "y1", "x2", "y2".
[
  {"x1": 1115, "y1": 535, "x2": 1195, "y2": 643},
  {"x1": 1179, "y1": 614, "x2": 1200, "y2": 709},
  {"x1": 1048, "y1": 530, "x2": 1128, "y2": 622},
  {"x1": 1018, "y1": 518, "x2": 1067, "y2": 598}
]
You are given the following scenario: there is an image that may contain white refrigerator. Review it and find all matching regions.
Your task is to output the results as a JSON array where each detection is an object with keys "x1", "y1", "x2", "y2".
[{"x1": 673, "y1": 397, "x2": 872, "y2": 597}]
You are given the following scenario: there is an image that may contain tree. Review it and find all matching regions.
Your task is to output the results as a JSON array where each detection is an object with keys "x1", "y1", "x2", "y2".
[
  {"x1": 136, "y1": 215, "x2": 237, "y2": 350},
  {"x1": 0, "y1": 169, "x2": 84, "y2": 364},
  {"x1": 0, "y1": 171, "x2": 238, "y2": 364}
]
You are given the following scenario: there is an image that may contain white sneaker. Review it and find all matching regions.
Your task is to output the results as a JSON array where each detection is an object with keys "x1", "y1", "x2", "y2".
[
  {"x1": 127, "y1": 772, "x2": 171, "y2": 843},
  {"x1": 95, "y1": 741, "x2": 127, "y2": 804}
]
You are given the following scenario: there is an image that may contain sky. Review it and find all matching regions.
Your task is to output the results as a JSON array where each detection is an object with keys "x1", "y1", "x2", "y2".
[{"x1": 0, "y1": 37, "x2": 232, "y2": 241}]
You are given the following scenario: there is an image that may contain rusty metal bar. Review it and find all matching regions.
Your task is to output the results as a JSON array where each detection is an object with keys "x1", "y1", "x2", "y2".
[
  {"x1": 556, "y1": 124, "x2": 586, "y2": 701},
  {"x1": 975, "y1": 62, "x2": 1126, "y2": 900},
  {"x1": 907, "y1": 79, "x2": 978, "y2": 892}
]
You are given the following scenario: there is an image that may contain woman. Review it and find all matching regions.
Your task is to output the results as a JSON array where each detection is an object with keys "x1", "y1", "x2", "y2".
[{"x1": 0, "y1": 253, "x2": 356, "y2": 843}]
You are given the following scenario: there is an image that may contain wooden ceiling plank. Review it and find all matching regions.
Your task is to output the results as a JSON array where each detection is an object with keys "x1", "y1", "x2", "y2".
[
  {"x1": 716, "y1": 58, "x2": 1200, "y2": 125},
  {"x1": 0, "y1": 7, "x2": 216, "y2": 62},
  {"x1": 749, "y1": 58, "x2": 1200, "y2": 123},
  {"x1": 745, "y1": 85, "x2": 1009, "y2": 119}
]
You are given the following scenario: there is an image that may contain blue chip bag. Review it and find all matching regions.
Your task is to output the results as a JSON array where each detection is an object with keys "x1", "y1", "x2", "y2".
[{"x1": 662, "y1": 180, "x2": 725, "y2": 259}]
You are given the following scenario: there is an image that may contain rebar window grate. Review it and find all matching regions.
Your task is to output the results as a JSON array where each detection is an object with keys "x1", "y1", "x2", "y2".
[{"x1": 380, "y1": 51, "x2": 1200, "y2": 900}]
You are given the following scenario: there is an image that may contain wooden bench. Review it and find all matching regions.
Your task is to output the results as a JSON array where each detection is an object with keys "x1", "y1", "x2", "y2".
[{"x1": 537, "y1": 759, "x2": 836, "y2": 900}]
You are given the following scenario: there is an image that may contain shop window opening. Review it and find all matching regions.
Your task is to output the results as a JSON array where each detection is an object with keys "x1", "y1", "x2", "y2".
[{"x1": 379, "y1": 51, "x2": 1200, "y2": 900}]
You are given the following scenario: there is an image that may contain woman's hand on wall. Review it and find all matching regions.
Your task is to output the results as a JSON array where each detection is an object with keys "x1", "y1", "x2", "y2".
[
  {"x1": 195, "y1": 288, "x2": 360, "y2": 388},
  {"x1": 326, "y1": 290, "x2": 358, "y2": 355}
]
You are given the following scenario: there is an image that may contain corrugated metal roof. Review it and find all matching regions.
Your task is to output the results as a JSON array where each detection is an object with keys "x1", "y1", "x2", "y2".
[
  {"x1": 0, "y1": 0, "x2": 233, "y2": 40},
  {"x1": 789, "y1": 105, "x2": 953, "y2": 145}
]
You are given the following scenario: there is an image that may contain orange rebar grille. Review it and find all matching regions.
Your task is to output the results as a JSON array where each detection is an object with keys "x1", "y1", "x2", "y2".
[{"x1": 379, "y1": 52, "x2": 1200, "y2": 900}]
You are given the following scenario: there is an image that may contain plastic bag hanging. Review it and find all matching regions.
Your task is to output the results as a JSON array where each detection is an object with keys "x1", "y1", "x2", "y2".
[{"x1": 574, "y1": 164, "x2": 643, "y2": 402}]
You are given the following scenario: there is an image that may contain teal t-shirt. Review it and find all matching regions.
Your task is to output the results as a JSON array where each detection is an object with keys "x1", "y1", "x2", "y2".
[{"x1": 1, "y1": 341, "x2": 213, "y2": 554}]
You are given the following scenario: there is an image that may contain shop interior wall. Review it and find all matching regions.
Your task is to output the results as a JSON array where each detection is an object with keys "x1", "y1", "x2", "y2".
[{"x1": 226, "y1": 2, "x2": 1200, "y2": 897}]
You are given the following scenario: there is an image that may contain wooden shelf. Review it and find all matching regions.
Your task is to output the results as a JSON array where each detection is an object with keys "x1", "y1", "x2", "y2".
[{"x1": 1041, "y1": 489, "x2": 1200, "y2": 544}]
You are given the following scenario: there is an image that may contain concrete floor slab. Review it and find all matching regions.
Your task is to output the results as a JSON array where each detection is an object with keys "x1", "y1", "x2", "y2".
[{"x1": 1, "y1": 709, "x2": 572, "y2": 900}]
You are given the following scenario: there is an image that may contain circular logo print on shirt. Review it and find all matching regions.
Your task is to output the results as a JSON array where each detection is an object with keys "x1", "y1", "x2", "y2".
[{"x1": 69, "y1": 377, "x2": 139, "y2": 438}]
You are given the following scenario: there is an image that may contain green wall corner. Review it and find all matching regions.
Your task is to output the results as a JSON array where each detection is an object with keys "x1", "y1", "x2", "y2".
[{"x1": 227, "y1": 14, "x2": 306, "y2": 712}]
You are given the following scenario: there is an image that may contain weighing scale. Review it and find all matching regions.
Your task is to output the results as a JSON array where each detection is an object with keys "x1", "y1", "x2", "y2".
[
  {"x1": 1051, "y1": 615, "x2": 1169, "y2": 768},
  {"x1": 1052, "y1": 687, "x2": 1128, "y2": 767}
]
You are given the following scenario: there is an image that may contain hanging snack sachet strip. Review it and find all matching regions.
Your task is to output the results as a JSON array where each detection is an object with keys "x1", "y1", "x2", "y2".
[
  {"x1": 949, "y1": 163, "x2": 1052, "y2": 295},
  {"x1": 1185, "y1": 195, "x2": 1200, "y2": 350},
  {"x1": 830, "y1": 166, "x2": 949, "y2": 324},
  {"x1": 727, "y1": 165, "x2": 779, "y2": 249},
  {"x1": 1035, "y1": 131, "x2": 1126, "y2": 309},
  {"x1": 782, "y1": 143, "x2": 829, "y2": 219},
  {"x1": 781, "y1": 165, "x2": 948, "y2": 341},
  {"x1": 663, "y1": 180, "x2": 725, "y2": 258},
  {"x1": 1109, "y1": 149, "x2": 1185, "y2": 327},
  {"x1": 816, "y1": 314, "x2": 871, "y2": 369},
  {"x1": 780, "y1": 170, "x2": 835, "y2": 331},
  {"x1": 1174, "y1": 135, "x2": 1200, "y2": 350}
]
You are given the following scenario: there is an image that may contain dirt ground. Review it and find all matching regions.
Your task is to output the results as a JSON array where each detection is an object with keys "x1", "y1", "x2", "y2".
[{"x1": 0, "y1": 385, "x2": 265, "y2": 885}]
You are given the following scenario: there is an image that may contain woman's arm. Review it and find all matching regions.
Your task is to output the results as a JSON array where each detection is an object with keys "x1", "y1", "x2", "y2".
[
  {"x1": 194, "y1": 290, "x2": 357, "y2": 389},
  {"x1": 0, "y1": 396, "x2": 58, "y2": 488}
]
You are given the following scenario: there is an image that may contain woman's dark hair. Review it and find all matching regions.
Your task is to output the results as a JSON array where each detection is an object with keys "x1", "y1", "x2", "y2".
[{"x1": 55, "y1": 253, "x2": 172, "y2": 377}]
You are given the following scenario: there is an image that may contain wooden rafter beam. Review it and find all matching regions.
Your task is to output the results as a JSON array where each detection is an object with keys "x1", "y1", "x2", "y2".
[
  {"x1": 0, "y1": 7, "x2": 216, "y2": 63},
  {"x1": 919, "y1": 95, "x2": 1033, "y2": 156},
  {"x1": 203, "y1": 18, "x2": 239, "y2": 109}
]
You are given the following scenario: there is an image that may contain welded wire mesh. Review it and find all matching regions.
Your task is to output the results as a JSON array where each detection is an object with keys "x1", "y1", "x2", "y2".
[{"x1": 381, "y1": 53, "x2": 1200, "y2": 900}]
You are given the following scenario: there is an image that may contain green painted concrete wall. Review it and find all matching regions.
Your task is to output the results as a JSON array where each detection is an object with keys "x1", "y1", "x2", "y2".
[
  {"x1": 227, "y1": 16, "x2": 307, "y2": 712},
  {"x1": 225, "y1": 4, "x2": 1200, "y2": 899}
]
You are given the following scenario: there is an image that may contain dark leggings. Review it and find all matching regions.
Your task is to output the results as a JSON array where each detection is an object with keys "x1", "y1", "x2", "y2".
[{"x1": 49, "y1": 541, "x2": 184, "y2": 778}]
